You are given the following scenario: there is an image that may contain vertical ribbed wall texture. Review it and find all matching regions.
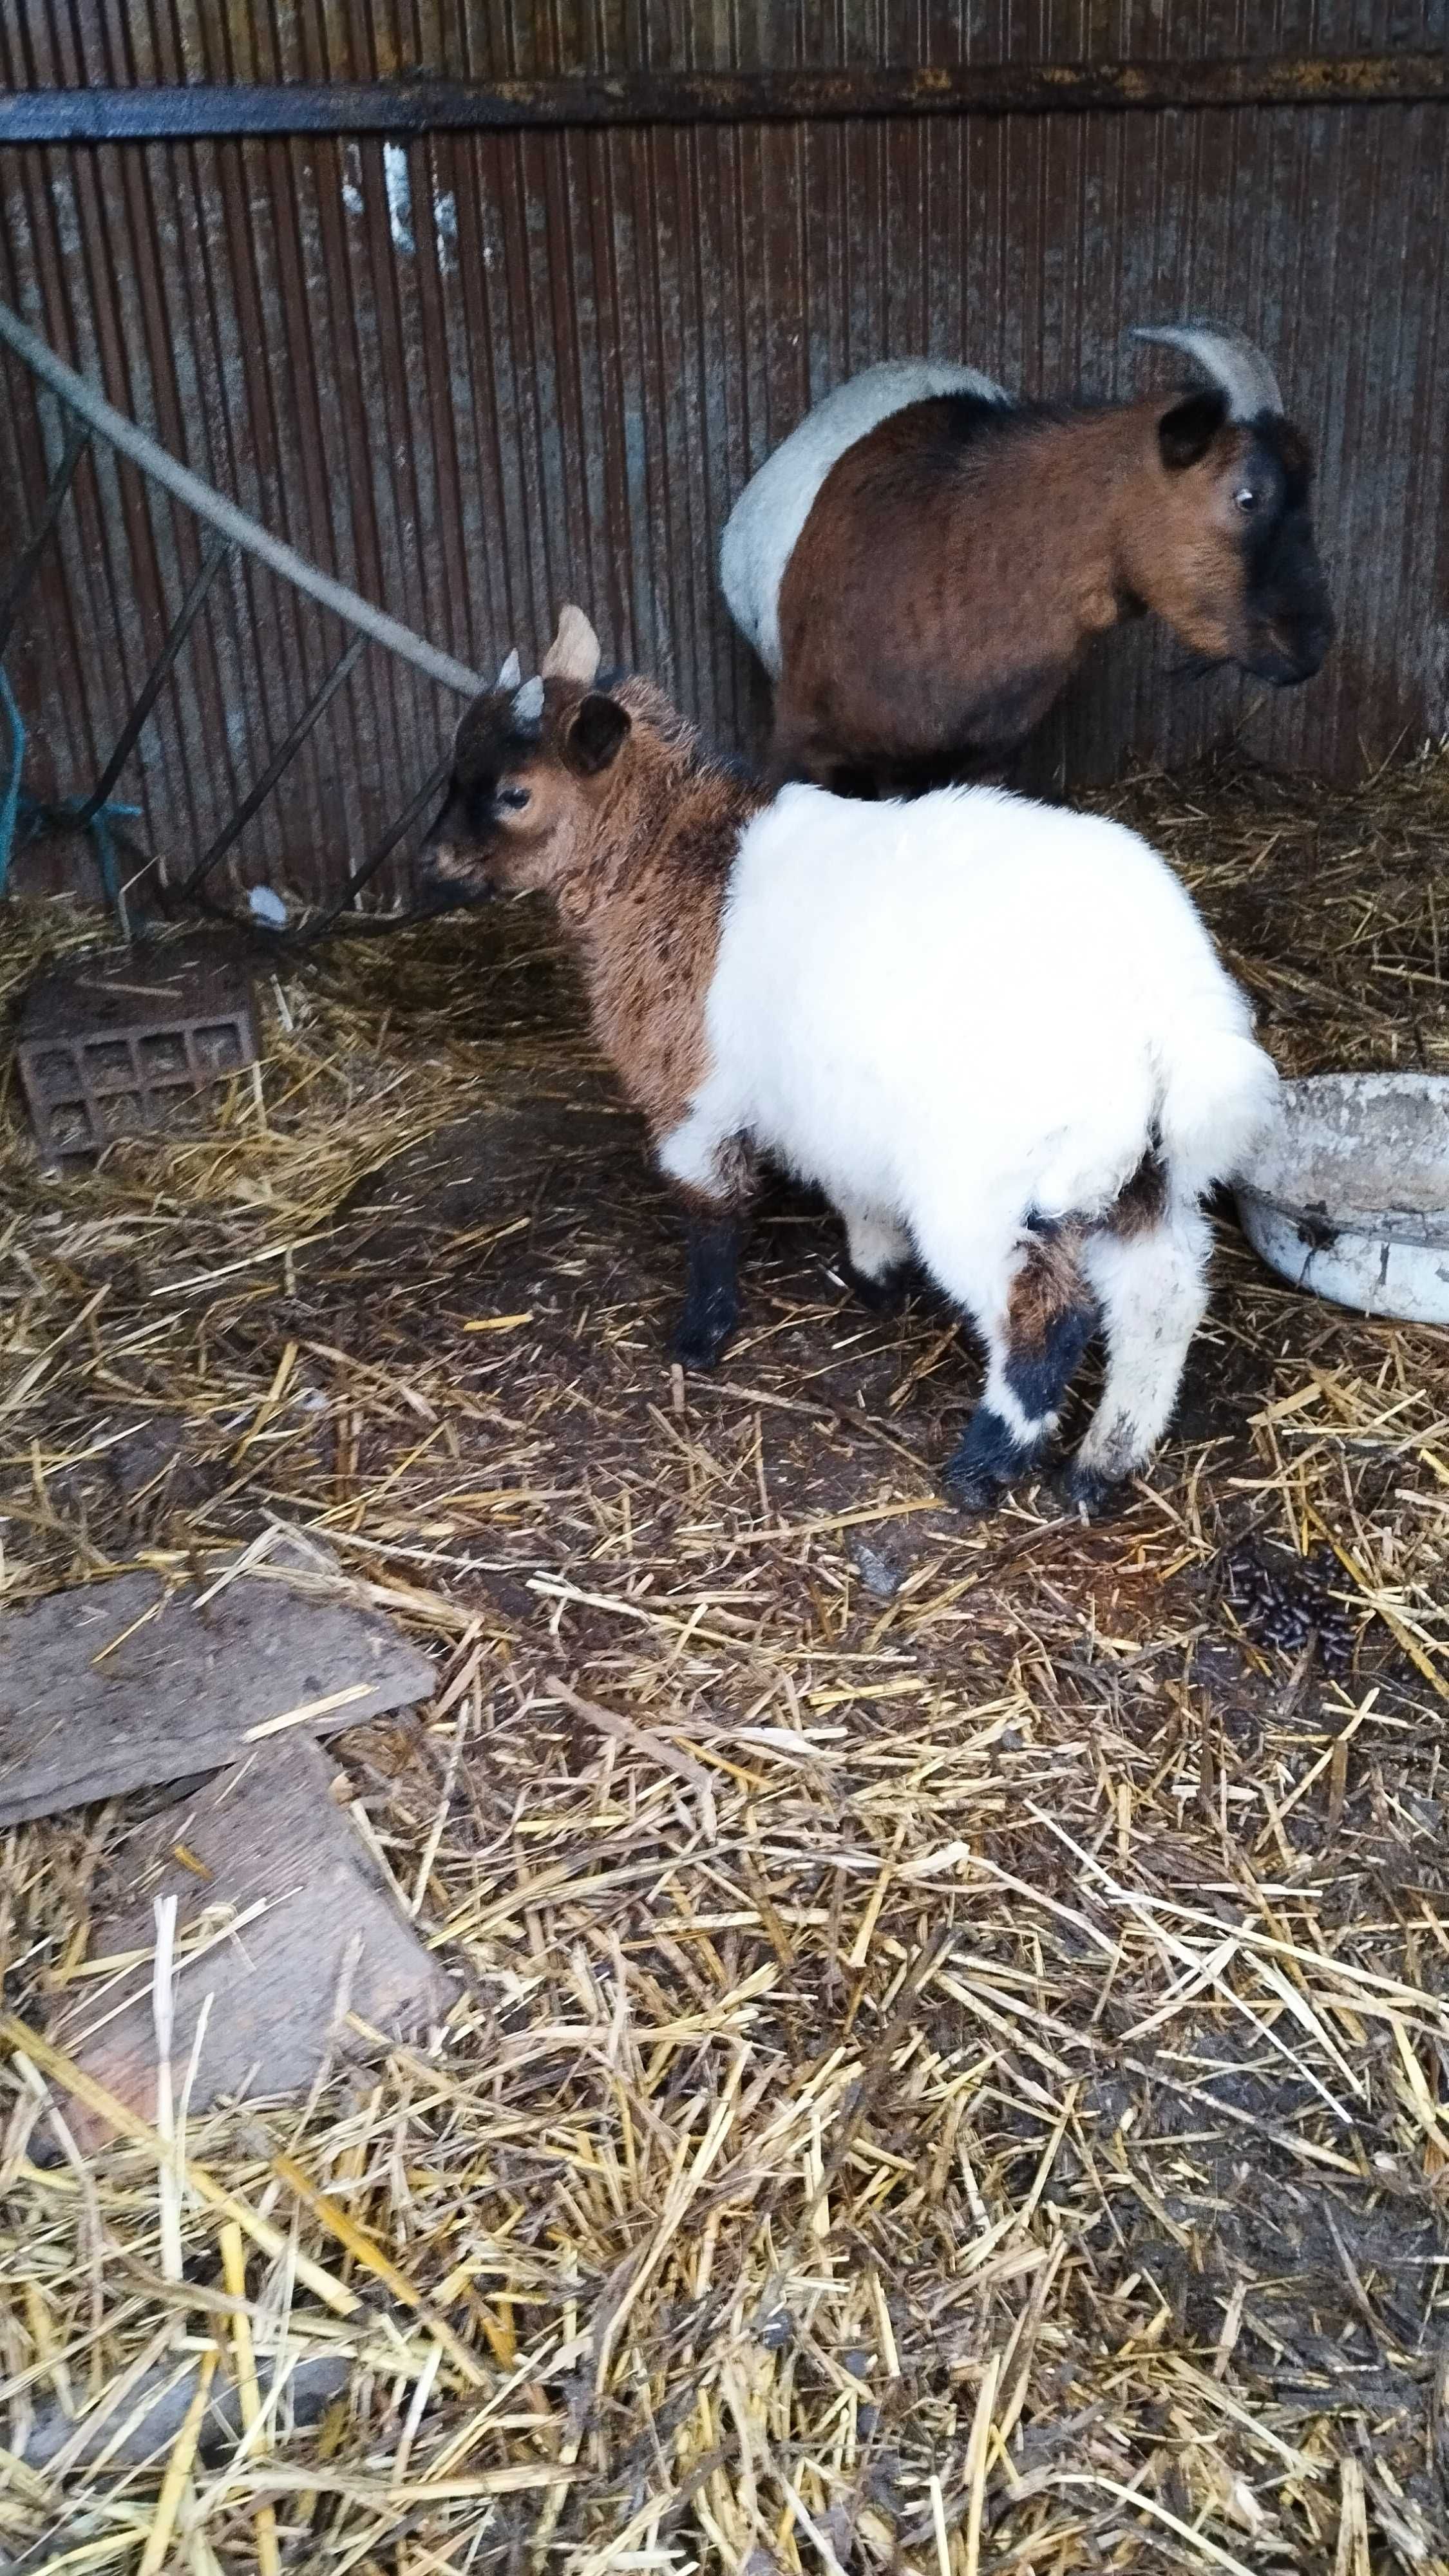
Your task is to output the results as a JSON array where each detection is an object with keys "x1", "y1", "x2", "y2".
[{"x1": 1, "y1": 5, "x2": 1446, "y2": 898}]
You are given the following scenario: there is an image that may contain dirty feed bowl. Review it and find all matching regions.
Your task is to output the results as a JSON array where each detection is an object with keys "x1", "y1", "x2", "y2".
[{"x1": 1235, "y1": 1072, "x2": 1449, "y2": 1325}]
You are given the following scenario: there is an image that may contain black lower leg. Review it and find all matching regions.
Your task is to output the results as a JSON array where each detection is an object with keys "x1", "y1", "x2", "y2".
[
  {"x1": 842, "y1": 1255, "x2": 911, "y2": 1313},
  {"x1": 942, "y1": 1245, "x2": 1097, "y2": 1513},
  {"x1": 942, "y1": 1399, "x2": 1043, "y2": 1513},
  {"x1": 669, "y1": 1201, "x2": 743, "y2": 1369}
]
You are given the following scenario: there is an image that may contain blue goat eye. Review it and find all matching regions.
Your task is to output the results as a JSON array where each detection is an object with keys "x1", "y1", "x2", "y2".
[{"x1": 497, "y1": 785, "x2": 531, "y2": 811}]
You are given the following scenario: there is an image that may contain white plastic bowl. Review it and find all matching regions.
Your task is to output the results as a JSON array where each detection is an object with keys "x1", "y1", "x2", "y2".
[{"x1": 1235, "y1": 1072, "x2": 1449, "y2": 1325}]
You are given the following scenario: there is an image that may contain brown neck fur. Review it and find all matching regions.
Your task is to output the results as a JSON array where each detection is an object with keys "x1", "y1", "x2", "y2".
[{"x1": 553, "y1": 678, "x2": 767, "y2": 1142}]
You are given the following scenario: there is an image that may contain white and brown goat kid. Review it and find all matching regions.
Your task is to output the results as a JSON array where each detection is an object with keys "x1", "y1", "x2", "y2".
[
  {"x1": 425, "y1": 610, "x2": 1279, "y2": 1515},
  {"x1": 721, "y1": 321, "x2": 1335, "y2": 794}
]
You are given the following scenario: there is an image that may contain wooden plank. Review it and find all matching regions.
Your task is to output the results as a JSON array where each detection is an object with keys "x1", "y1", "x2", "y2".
[
  {"x1": 52, "y1": 1734, "x2": 453, "y2": 2143},
  {"x1": 0, "y1": 1533, "x2": 435, "y2": 1825}
]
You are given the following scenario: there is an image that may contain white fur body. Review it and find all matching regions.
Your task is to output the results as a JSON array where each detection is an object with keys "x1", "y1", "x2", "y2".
[
  {"x1": 660, "y1": 782, "x2": 1276, "y2": 1487},
  {"x1": 719, "y1": 360, "x2": 1009, "y2": 677}
]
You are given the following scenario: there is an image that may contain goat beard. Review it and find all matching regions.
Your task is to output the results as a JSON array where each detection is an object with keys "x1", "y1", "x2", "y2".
[{"x1": 1166, "y1": 647, "x2": 1231, "y2": 685}]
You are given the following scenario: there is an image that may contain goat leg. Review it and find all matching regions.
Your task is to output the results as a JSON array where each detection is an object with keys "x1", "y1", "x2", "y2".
[
  {"x1": 668, "y1": 1194, "x2": 744, "y2": 1370},
  {"x1": 940, "y1": 1231, "x2": 1097, "y2": 1515}
]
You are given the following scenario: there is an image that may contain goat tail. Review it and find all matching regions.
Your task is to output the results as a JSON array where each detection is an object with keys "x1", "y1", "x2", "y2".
[{"x1": 1155, "y1": 1023, "x2": 1280, "y2": 1202}]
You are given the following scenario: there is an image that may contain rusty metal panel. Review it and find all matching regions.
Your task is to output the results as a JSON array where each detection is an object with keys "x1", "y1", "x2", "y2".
[
  {"x1": 0, "y1": 8, "x2": 1446, "y2": 902},
  {"x1": 3, "y1": 3, "x2": 1446, "y2": 83}
]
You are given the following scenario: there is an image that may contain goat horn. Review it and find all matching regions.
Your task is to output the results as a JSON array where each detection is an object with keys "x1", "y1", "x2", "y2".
[
  {"x1": 540, "y1": 605, "x2": 602, "y2": 686},
  {"x1": 513, "y1": 674, "x2": 545, "y2": 723},
  {"x1": 495, "y1": 647, "x2": 522, "y2": 690},
  {"x1": 1130, "y1": 320, "x2": 1283, "y2": 421}
]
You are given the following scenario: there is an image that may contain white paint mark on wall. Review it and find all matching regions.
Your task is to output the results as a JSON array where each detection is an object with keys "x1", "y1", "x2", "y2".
[
  {"x1": 341, "y1": 142, "x2": 364, "y2": 219},
  {"x1": 433, "y1": 188, "x2": 459, "y2": 276},
  {"x1": 384, "y1": 143, "x2": 415, "y2": 256},
  {"x1": 48, "y1": 175, "x2": 82, "y2": 259}
]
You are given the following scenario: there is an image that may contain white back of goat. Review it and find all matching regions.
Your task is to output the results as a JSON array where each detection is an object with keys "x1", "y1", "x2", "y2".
[{"x1": 665, "y1": 784, "x2": 1275, "y2": 1259}]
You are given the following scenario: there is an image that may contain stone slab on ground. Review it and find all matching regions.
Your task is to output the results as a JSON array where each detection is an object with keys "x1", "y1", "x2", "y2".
[
  {"x1": 0, "y1": 1530, "x2": 436, "y2": 1826},
  {"x1": 52, "y1": 1732, "x2": 452, "y2": 2145}
]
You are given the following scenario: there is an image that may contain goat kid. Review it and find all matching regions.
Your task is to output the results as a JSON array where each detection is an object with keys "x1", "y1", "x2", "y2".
[
  {"x1": 425, "y1": 609, "x2": 1278, "y2": 1515},
  {"x1": 721, "y1": 321, "x2": 1335, "y2": 795}
]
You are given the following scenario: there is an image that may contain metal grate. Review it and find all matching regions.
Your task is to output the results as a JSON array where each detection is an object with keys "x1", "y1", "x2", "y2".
[{"x1": 0, "y1": 298, "x2": 483, "y2": 940}]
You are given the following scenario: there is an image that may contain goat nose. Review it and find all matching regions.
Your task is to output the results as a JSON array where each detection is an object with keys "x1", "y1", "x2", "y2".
[{"x1": 415, "y1": 838, "x2": 465, "y2": 909}]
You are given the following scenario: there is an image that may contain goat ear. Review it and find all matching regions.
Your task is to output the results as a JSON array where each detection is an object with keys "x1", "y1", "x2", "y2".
[
  {"x1": 562, "y1": 692, "x2": 630, "y2": 776},
  {"x1": 542, "y1": 605, "x2": 602, "y2": 685},
  {"x1": 1158, "y1": 388, "x2": 1228, "y2": 471}
]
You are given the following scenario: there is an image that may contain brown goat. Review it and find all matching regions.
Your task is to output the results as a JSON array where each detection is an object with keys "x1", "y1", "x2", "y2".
[
  {"x1": 426, "y1": 616, "x2": 764, "y2": 1155},
  {"x1": 719, "y1": 324, "x2": 1334, "y2": 794}
]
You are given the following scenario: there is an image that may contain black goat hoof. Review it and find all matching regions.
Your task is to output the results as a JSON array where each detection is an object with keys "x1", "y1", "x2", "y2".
[
  {"x1": 941, "y1": 1465, "x2": 1005, "y2": 1517},
  {"x1": 668, "y1": 1318, "x2": 734, "y2": 1372},
  {"x1": 842, "y1": 1258, "x2": 909, "y2": 1315},
  {"x1": 1058, "y1": 1464, "x2": 1133, "y2": 1522}
]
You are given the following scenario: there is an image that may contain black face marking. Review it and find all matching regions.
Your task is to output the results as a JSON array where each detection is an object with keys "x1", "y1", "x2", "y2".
[
  {"x1": 1233, "y1": 419, "x2": 1334, "y2": 683},
  {"x1": 424, "y1": 688, "x2": 557, "y2": 863},
  {"x1": 1004, "y1": 1301, "x2": 1096, "y2": 1421}
]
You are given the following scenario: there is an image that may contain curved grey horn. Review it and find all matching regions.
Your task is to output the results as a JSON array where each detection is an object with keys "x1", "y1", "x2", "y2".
[
  {"x1": 496, "y1": 647, "x2": 522, "y2": 690},
  {"x1": 1130, "y1": 320, "x2": 1283, "y2": 421}
]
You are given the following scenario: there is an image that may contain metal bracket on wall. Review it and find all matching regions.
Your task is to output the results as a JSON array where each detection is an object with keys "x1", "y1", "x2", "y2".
[{"x1": 0, "y1": 298, "x2": 485, "y2": 939}]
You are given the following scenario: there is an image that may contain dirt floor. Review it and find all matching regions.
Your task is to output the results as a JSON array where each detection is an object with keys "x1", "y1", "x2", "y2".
[{"x1": 4, "y1": 748, "x2": 1449, "y2": 2572}]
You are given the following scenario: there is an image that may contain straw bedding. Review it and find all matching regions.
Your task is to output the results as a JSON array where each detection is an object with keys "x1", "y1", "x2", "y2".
[{"x1": 3, "y1": 746, "x2": 1449, "y2": 2573}]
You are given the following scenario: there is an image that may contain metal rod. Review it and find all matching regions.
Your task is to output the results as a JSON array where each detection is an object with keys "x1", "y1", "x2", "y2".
[
  {"x1": 176, "y1": 634, "x2": 366, "y2": 898},
  {"x1": 0, "y1": 411, "x2": 89, "y2": 659},
  {"x1": 0, "y1": 303, "x2": 486, "y2": 699},
  {"x1": 302, "y1": 755, "x2": 454, "y2": 938},
  {"x1": 73, "y1": 529, "x2": 233, "y2": 826},
  {"x1": 0, "y1": 53, "x2": 1443, "y2": 141}
]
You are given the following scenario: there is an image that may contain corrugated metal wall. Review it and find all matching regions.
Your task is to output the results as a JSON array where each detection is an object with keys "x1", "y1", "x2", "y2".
[{"x1": 2, "y1": 3, "x2": 1446, "y2": 899}]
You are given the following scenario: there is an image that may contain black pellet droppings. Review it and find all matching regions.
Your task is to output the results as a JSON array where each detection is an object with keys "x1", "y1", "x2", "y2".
[{"x1": 1219, "y1": 1536, "x2": 1357, "y2": 1678}]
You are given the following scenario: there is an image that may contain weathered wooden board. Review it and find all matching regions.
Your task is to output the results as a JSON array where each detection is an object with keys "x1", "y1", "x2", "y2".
[
  {"x1": 53, "y1": 1734, "x2": 453, "y2": 2143},
  {"x1": 0, "y1": 1533, "x2": 436, "y2": 1825}
]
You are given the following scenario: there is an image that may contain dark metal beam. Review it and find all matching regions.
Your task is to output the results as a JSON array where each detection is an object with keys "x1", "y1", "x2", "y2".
[
  {"x1": 303, "y1": 753, "x2": 453, "y2": 938},
  {"x1": 74, "y1": 529, "x2": 232, "y2": 827},
  {"x1": 0, "y1": 53, "x2": 1445, "y2": 144},
  {"x1": 0, "y1": 412, "x2": 88, "y2": 658},
  {"x1": 176, "y1": 634, "x2": 366, "y2": 898}
]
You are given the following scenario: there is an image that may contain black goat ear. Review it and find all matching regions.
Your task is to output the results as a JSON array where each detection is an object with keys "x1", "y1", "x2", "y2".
[
  {"x1": 1158, "y1": 388, "x2": 1228, "y2": 470},
  {"x1": 563, "y1": 692, "x2": 632, "y2": 776}
]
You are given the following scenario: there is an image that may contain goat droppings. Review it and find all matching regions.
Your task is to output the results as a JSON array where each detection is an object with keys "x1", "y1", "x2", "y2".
[{"x1": 1220, "y1": 1538, "x2": 1357, "y2": 1678}]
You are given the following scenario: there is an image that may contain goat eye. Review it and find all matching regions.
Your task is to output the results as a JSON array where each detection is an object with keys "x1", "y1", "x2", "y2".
[
  {"x1": 1234, "y1": 486, "x2": 1258, "y2": 513},
  {"x1": 497, "y1": 785, "x2": 531, "y2": 812}
]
